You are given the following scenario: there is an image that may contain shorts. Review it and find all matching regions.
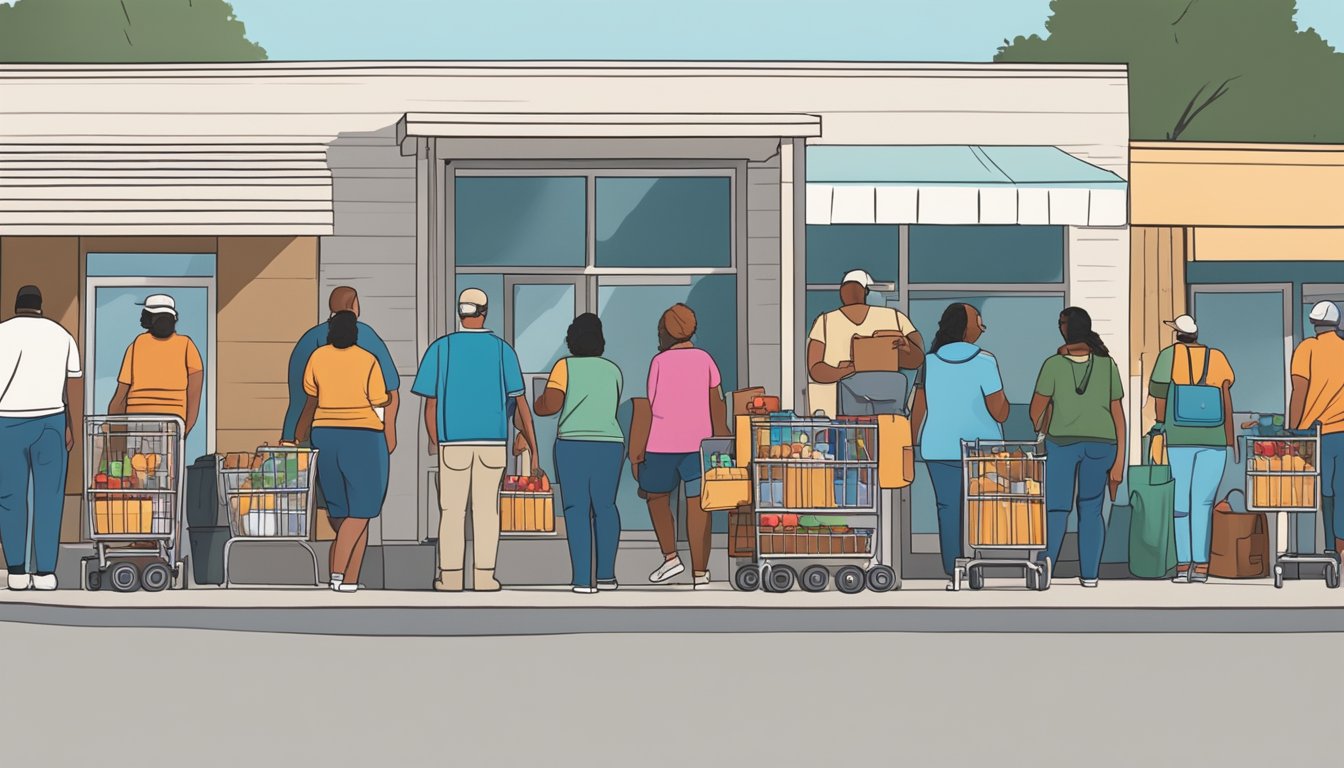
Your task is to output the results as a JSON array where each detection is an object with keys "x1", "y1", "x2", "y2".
[
  {"x1": 638, "y1": 452, "x2": 702, "y2": 497},
  {"x1": 311, "y1": 427, "x2": 389, "y2": 520}
]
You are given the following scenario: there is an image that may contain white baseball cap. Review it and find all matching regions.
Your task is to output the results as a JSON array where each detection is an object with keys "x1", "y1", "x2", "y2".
[
  {"x1": 841, "y1": 269, "x2": 874, "y2": 288},
  {"x1": 458, "y1": 287, "x2": 489, "y2": 316},
  {"x1": 139, "y1": 294, "x2": 177, "y2": 317},
  {"x1": 1310, "y1": 301, "x2": 1341, "y2": 326},
  {"x1": 1163, "y1": 314, "x2": 1197, "y2": 335}
]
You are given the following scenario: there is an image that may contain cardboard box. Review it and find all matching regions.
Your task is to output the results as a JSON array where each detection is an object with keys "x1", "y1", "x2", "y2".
[
  {"x1": 732, "y1": 387, "x2": 767, "y2": 416},
  {"x1": 851, "y1": 331, "x2": 903, "y2": 373},
  {"x1": 93, "y1": 497, "x2": 153, "y2": 535}
]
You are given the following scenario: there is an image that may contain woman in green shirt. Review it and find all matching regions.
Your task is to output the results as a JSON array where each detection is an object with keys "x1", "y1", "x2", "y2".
[
  {"x1": 1029, "y1": 307, "x2": 1127, "y2": 587},
  {"x1": 535, "y1": 313, "x2": 625, "y2": 593}
]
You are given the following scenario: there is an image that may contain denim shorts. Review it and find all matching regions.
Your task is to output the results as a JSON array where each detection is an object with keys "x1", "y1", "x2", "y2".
[{"x1": 638, "y1": 452, "x2": 703, "y2": 497}]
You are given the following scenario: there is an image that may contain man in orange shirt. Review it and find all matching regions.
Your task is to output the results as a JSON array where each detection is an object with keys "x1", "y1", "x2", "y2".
[
  {"x1": 1290, "y1": 301, "x2": 1344, "y2": 553},
  {"x1": 108, "y1": 294, "x2": 204, "y2": 435}
]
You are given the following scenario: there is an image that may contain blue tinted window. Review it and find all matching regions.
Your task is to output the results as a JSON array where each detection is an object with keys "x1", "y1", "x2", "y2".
[
  {"x1": 455, "y1": 177, "x2": 587, "y2": 267},
  {"x1": 908, "y1": 226, "x2": 1064, "y2": 284},
  {"x1": 805, "y1": 225, "x2": 898, "y2": 285},
  {"x1": 87, "y1": 253, "x2": 215, "y2": 277},
  {"x1": 596, "y1": 177, "x2": 731, "y2": 268}
]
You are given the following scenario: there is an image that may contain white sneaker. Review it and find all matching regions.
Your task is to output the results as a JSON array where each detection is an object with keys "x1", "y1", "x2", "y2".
[
  {"x1": 1080, "y1": 578, "x2": 1099, "y2": 588},
  {"x1": 8, "y1": 574, "x2": 31, "y2": 591},
  {"x1": 31, "y1": 574, "x2": 57, "y2": 591},
  {"x1": 596, "y1": 581, "x2": 619, "y2": 591},
  {"x1": 649, "y1": 558, "x2": 685, "y2": 584},
  {"x1": 333, "y1": 582, "x2": 359, "y2": 593},
  {"x1": 572, "y1": 586, "x2": 597, "y2": 594},
  {"x1": 693, "y1": 572, "x2": 711, "y2": 589}
]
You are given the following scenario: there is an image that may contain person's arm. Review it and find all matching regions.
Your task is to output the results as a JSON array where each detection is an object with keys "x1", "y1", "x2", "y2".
[
  {"x1": 65, "y1": 378, "x2": 77, "y2": 451},
  {"x1": 985, "y1": 391, "x2": 1011, "y2": 424},
  {"x1": 382, "y1": 390, "x2": 400, "y2": 454},
  {"x1": 110, "y1": 343, "x2": 133, "y2": 415},
  {"x1": 423, "y1": 399, "x2": 439, "y2": 455},
  {"x1": 1109, "y1": 398, "x2": 1127, "y2": 500},
  {"x1": 1029, "y1": 393, "x2": 1051, "y2": 433},
  {"x1": 281, "y1": 333, "x2": 314, "y2": 443},
  {"x1": 535, "y1": 360, "x2": 566, "y2": 417},
  {"x1": 1290, "y1": 376, "x2": 1309, "y2": 431},
  {"x1": 295, "y1": 396, "x2": 318, "y2": 445},
  {"x1": 910, "y1": 386, "x2": 927, "y2": 442},
  {"x1": 1153, "y1": 397, "x2": 1167, "y2": 424},
  {"x1": 899, "y1": 330, "x2": 926, "y2": 371},
  {"x1": 185, "y1": 370, "x2": 203, "y2": 436},
  {"x1": 981, "y1": 355, "x2": 1009, "y2": 424},
  {"x1": 411, "y1": 342, "x2": 441, "y2": 456},
  {"x1": 365, "y1": 358, "x2": 395, "y2": 453},
  {"x1": 1223, "y1": 382, "x2": 1237, "y2": 461},
  {"x1": 807, "y1": 339, "x2": 854, "y2": 384},
  {"x1": 514, "y1": 395, "x2": 539, "y2": 476}
]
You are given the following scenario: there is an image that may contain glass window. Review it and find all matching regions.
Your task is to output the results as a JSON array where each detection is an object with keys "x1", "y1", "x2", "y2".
[
  {"x1": 87, "y1": 253, "x2": 215, "y2": 277},
  {"x1": 595, "y1": 177, "x2": 731, "y2": 268},
  {"x1": 455, "y1": 176, "x2": 586, "y2": 267},
  {"x1": 908, "y1": 226, "x2": 1064, "y2": 284},
  {"x1": 597, "y1": 275, "x2": 737, "y2": 529},
  {"x1": 805, "y1": 225, "x2": 898, "y2": 286},
  {"x1": 512, "y1": 283, "x2": 576, "y2": 373},
  {"x1": 1193, "y1": 289, "x2": 1288, "y2": 415}
]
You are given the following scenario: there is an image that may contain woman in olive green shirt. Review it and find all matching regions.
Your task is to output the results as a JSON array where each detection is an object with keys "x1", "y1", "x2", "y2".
[
  {"x1": 535, "y1": 313, "x2": 625, "y2": 593},
  {"x1": 1029, "y1": 307, "x2": 1127, "y2": 587}
]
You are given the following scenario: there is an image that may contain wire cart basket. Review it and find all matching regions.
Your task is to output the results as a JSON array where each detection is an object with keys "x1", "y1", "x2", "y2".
[
  {"x1": 81, "y1": 415, "x2": 187, "y2": 592},
  {"x1": 954, "y1": 439, "x2": 1051, "y2": 591},
  {"x1": 217, "y1": 446, "x2": 321, "y2": 588},
  {"x1": 733, "y1": 416, "x2": 896, "y2": 594},
  {"x1": 1246, "y1": 427, "x2": 1339, "y2": 588}
]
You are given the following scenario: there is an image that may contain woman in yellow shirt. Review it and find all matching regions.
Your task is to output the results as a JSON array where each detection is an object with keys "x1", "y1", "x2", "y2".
[
  {"x1": 296, "y1": 310, "x2": 391, "y2": 593},
  {"x1": 108, "y1": 294, "x2": 204, "y2": 433}
]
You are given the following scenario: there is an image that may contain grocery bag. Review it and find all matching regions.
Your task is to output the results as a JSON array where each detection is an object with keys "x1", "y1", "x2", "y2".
[
  {"x1": 1127, "y1": 458, "x2": 1177, "y2": 579},
  {"x1": 876, "y1": 414, "x2": 915, "y2": 489}
]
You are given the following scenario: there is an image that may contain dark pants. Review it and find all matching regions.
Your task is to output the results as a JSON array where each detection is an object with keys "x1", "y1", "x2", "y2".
[
  {"x1": 0, "y1": 414, "x2": 68, "y2": 575},
  {"x1": 1043, "y1": 440, "x2": 1117, "y2": 582},
  {"x1": 555, "y1": 440, "x2": 624, "y2": 588},
  {"x1": 1321, "y1": 433, "x2": 1344, "y2": 547},
  {"x1": 926, "y1": 460, "x2": 964, "y2": 577}
]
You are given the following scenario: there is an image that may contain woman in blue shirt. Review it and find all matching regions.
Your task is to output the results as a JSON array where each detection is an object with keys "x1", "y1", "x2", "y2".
[{"x1": 910, "y1": 304, "x2": 1011, "y2": 585}]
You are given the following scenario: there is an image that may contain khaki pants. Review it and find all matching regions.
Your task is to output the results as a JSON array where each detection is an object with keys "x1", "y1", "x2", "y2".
[{"x1": 437, "y1": 445, "x2": 508, "y2": 572}]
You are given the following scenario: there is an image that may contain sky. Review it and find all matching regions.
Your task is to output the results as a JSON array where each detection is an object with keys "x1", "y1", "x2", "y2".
[{"x1": 229, "y1": 0, "x2": 1344, "y2": 61}]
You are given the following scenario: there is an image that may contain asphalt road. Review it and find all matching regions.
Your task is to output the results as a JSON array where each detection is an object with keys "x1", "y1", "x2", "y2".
[{"x1": 5, "y1": 624, "x2": 1329, "y2": 766}]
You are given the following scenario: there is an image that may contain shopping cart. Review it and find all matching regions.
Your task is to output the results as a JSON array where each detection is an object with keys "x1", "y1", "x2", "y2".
[
  {"x1": 81, "y1": 415, "x2": 187, "y2": 592},
  {"x1": 1245, "y1": 427, "x2": 1339, "y2": 588},
  {"x1": 734, "y1": 416, "x2": 896, "y2": 594},
  {"x1": 953, "y1": 439, "x2": 1051, "y2": 591},
  {"x1": 217, "y1": 446, "x2": 321, "y2": 588}
]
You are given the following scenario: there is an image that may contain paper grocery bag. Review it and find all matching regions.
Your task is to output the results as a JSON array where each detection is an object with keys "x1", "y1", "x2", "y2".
[{"x1": 877, "y1": 415, "x2": 914, "y2": 489}]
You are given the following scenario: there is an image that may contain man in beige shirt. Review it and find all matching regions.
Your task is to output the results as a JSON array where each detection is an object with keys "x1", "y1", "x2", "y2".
[{"x1": 807, "y1": 269, "x2": 924, "y2": 418}]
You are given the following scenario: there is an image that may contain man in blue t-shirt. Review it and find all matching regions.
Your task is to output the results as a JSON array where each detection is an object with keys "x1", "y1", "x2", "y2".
[
  {"x1": 412, "y1": 288, "x2": 538, "y2": 593},
  {"x1": 281, "y1": 287, "x2": 401, "y2": 452}
]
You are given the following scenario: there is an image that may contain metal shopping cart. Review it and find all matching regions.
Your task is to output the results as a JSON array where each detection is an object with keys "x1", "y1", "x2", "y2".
[
  {"x1": 81, "y1": 415, "x2": 187, "y2": 592},
  {"x1": 217, "y1": 446, "x2": 321, "y2": 588},
  {"x1": 954, "y1": 439, "x2": 1051, "y2": 591},
  {"x1": 1245, "y1": 427, "x2": 1340, "y2": 588},
  {"x1": 734, "y1": 416, "x2": 896, "y2": 594}
]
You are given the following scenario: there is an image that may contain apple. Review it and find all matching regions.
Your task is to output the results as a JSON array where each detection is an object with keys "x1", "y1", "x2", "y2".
[
  {"x1": 107, "y1": 477, "x2": 123, "y2": 490},
  {"x1": 94, "y1": 473, "x2": 108, "y2": 488},
  {"x1": 781, "y1": 513, "x2": 800, "y2": 528},
  {"x1": 759, "y1": 514, "x2": 780, "y2": 528}
]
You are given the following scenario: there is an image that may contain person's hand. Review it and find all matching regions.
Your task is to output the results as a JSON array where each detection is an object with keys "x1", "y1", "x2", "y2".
[
  {"x1": 513, "y1": 433, "x2": 528, "y2": 457},
  {"x1": 835, "y1": 361, "x2": 856, "y2": 379},
  {"x1": 631, "y1": 461, "x2": 641, "y2": 481},
  {"x1": 1108, "y1": 463, "x2": 1125, "y2": 502},
  {"x1": 528, "y1": 455, "x2": 540, "y2": 478},
  {"x1": 279, "y1": 440, "x2": 297, "y2": 447},
  {"x1": 890, "y1": 332, "x2": 910, "y2": 351},
  {"x1": 65, "y1": 426, "x2": 74, "y2": 452},
  {"x1": 427, "y1": 441, "x2": 439, "y2": 457},
  {"x1": 385, "y1": 430, "x2": 398, "y2": 455}
]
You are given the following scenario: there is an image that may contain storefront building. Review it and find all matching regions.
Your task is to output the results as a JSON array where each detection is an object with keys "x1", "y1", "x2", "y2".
[
  {"x1": 1131, "y1": 141, "x2": 1344, "y2": 553},
  {"x1": 0, "y1": 62, "x2": 1129, "y2": 585}
]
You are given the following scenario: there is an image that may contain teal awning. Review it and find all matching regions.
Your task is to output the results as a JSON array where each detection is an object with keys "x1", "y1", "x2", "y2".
[{"x1": 805, "y1": 145, "x2": 1128, "y2": 226}]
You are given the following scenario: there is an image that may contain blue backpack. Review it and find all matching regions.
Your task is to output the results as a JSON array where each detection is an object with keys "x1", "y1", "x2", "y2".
[{"x1": 1170, "y1": 345, "x2": 1225, "y2": 428}]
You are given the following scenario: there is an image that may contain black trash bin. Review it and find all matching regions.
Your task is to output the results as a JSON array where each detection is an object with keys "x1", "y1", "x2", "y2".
[{"x1": 188, "y1": 525, "x2": 229, "y2": 585}]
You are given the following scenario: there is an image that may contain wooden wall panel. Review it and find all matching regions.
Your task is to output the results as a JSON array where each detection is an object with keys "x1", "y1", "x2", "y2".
[{"x1": 1130, "y1": 226, "x2": 1188, "y2": 437}]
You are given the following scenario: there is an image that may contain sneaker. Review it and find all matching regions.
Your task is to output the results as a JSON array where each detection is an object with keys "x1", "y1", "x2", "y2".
[
  {"x1": 31, "y1": 574, "x2": 57, "y2": 591},
  {"x1": 693, "y1": 572, "x2": 711, "y2": 589},
  {"x1": 1079, "y1": 578, "x2": 1099, "y2": 588},
  {"x1": 333, "y1": 582, "x2": 360, "y2": 593},
  {"x1": 649, "y1": 558, "x2": 685, "y2": 584},
  {"x1": 1171, "y1": 567, "x2": 1192, "y2": 584},
  {"x1": 7, "y1": 574, "x2": 30, "y2": 591},
  {"x1": 329, "y1": 573, "x2": 344, "y2": 590},
  {"x1": 1191, "y1": 569, "x2": 1209, "y2": 584},
  {"x1": 596, "y1": 581, "x2": 619, "y2": 591},
  {"x1": 572, "y1": 586, "x2": 598, "y2": 594}
]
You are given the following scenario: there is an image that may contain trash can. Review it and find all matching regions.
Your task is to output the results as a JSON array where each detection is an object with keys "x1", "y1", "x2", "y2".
[{"x1": 188, "y1": 525, "x2": 229, "y2": 585}]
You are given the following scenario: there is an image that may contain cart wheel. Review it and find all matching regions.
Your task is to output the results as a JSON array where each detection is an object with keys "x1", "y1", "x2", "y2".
[
  {"x1": 835, "y1": 565, "x2": 866, "y2": 595},
  {"x1": 800, "y1": 565, "x2": 830, "y2": 593},
  {"x1": 85, "y1": 569, "x2": 103, "y2": 592},
  {"x1": 733, "y1": 566, "x2": 761, "y2": 592},
  {"x1": 1273, "y1": 565, "x2": 1284, "y2": 589},
  {"x1": 1040, "y1": 557, "x2": 1053, "y2": 591},
  {"x1": 141, "y1": 562, "x2": 172, "y2": 593},
  {"x1": 865, "y1": 564, "x2": 896, "y2": 593},
  {"x1": 1327, "y1": 564, "x2": 1340, "y2": 590},
  {"x1": 1025, "y1": 568, "x2": 1036, "y2": 591},
  {"x1": 765, "y1": 565, "x2": 796, "y2": 593},
  {"x1": 968, "y1": 567, "x2": 985, "y2": 591},
  {"x1": 108, "y1": 562, "x2": 140, "y2": 593}
]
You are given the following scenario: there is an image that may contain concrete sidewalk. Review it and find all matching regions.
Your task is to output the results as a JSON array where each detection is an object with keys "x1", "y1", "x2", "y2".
[{"x1": 3, "y1": 578, "x2": 1344, "y2": 635}]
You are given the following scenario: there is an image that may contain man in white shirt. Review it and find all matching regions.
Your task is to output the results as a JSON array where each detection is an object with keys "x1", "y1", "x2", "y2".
[
  {"x1": 0, "y1": 285, "x2": 81, "y2": 591},
  {"x1": 806, "y1": 269, "x2": 924, "y2": 418}
]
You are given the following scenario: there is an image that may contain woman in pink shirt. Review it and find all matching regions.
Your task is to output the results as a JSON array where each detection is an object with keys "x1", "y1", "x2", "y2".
[{"x1": 636, "y1": 304, "x2": 722, "y2": 588}]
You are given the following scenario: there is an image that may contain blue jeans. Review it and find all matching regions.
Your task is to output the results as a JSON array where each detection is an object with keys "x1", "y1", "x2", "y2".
[
  {"x1": 1320, "y1": 433, "x2": 1344, "y2": 547},
  {"x1": 1168, "y1": 446, "x2": 1228, "y2": 565},
  {"x1": 926, "y1": 461, "x2": 964, "y2": 577},
  {"x1": 0, "y1": 414, "x2": 68, "y2": 575},
  {"x1": 555, "y1": 440, "x2": 624, "y2": 588},
  {"x1": 1042, "y1": 440, "x2": 1117, "y2": 582},
  {"x1": 311, "y1": 428, "x2": 389, "y2": 519}
]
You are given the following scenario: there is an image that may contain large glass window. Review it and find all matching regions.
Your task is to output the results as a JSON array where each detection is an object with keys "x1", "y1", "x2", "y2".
[
  {"x1": 908, "y1": 225, "x2": 1064, "y2": 284},
  {"x1": 595, "y1": 177, "x2": 731, "y2": 268},
  {"x1": 805, "y1": 224, "x2": 898, "y2": 285},
  {"x1": 455, "y1": 176, "x2": 587, "y2": 267}
]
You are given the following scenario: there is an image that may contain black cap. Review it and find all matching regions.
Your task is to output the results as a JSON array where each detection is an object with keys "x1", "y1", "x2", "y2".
[{"x1": 16, "y1": 285, "x2": 40, "y2": 302}]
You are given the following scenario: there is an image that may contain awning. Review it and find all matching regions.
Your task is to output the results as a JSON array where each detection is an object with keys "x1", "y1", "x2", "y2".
[
  {"x1": 398, "y1": 112, "x2": 822, "y2": 141},
  {"x1": 0, "y1": 141, "x2": 334, "y2": 235},
  {"x1": 806, "y1": 145, "x2": 1127, "y2": 227}
]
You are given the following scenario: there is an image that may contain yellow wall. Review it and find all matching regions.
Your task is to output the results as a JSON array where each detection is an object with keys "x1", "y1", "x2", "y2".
[{"x1": 1190, "y1": 227, "x2": 1344, "y2": 261}]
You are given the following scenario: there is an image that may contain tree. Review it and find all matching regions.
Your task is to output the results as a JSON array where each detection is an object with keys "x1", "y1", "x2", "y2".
[
  {"x1": 996, "y1": 0, "x2": 1344, "y2": 142},
  {"x1": 0, "y1": 0, "x2": 266, "y2": 62}
]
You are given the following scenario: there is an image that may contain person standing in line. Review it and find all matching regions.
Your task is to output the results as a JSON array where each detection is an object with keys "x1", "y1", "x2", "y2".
[
  {"x1": 636, "y1": 304, "x2": 724, "y2": 589},
  {"x1": 295, "y1": 311, "x2": 391, "y2": 592},
  {"x1": 107, "y1": 294, "x2": 204, "y2": 436},
  {"x1": 534, "y1": 313, "x2": 625, "y2": 594},
  {"x1": 1148, "y1": 315, "x2": 1236, "y2": 584},
  {"x1": 413, "y1": 288, "x2": 538, "y2": 592},
  {"x1": 1290, "y1": 301, "x2": 1344, "y2": 553},
  {"x1": 1029, "y1": 307, "x2": 1126, "y2": 588},
  {"x1": 909, "y1": 303, "x2": 1010, "y2": 587},
  {"x1": 0, "y1": 286, "x2": 81, "y2": 591}
]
